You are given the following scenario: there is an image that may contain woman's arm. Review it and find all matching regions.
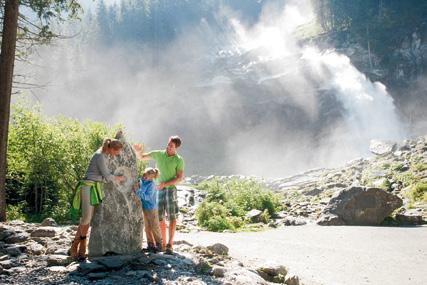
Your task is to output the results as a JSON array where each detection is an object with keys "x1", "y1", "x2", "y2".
[{"x1": 97, "y1": 154, "x2": 123, "y2": 182}]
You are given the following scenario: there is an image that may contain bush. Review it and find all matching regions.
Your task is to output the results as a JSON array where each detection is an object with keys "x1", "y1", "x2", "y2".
[
  {"x1": 6, "y1": 102, "x2": 124, "y2": 223},
  {"x1": 407, "y1": 183, "x2": 427, "y2": 203},
  {"x1": 195, "y1": 201, "x2": 234, "y2": 231},
  {"x1": 6, "y1": 203, "x2": 27, "y2": 221},
  {"x1": 195, "y1": 178, "x2": 282, "y2": 231}
]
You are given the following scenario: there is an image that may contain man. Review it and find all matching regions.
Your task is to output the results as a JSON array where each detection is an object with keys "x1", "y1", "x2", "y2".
[{"x1": 134, "y1": 136, "x2": 184, "y2": 254}]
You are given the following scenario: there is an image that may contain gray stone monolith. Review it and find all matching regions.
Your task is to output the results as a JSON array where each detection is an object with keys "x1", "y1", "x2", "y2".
[{"x1": 88, "y1": 132, "x2": 144, "y2": 256}]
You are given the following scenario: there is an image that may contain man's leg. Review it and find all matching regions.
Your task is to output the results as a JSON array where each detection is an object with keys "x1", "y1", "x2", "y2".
[
  {"x1": 157, "y1": 189, "x2": 167, "y2": 250},
  {"x1": 168, "y1": 218, "x2": 176, "y2": 246},
  {"x1": 160, "y1": 220, "x2": 167, "y2": 250}
]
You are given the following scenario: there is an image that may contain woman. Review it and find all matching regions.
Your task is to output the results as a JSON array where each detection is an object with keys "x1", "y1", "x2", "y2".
[{"x1": 69, "y1": 138, "x2": 125, "y2": 260}]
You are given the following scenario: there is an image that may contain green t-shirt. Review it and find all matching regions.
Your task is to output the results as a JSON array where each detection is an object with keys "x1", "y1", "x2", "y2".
[{"x1": 149, "y1": 150, "x2": 185, "y2": 184}]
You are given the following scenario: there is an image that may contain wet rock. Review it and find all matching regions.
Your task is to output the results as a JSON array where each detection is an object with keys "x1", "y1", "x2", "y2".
[
  {"x1": 89, "y1": 132, "x2": 144, "y2": 257},
  {"x1": 207, "y1": 243, "x2": 229, "y2": 256},
  {"x1": 318, "y1": 187, "x2": 403, "y2": 225},
  {"x1": 30, "y1": 227, "x2": 57, "y2": 238}
]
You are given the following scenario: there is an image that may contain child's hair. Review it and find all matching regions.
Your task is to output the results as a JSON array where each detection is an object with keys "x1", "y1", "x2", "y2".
[
  {"x1": 101, "y1": 138, "x2": 123, "y2": 153},
  {"x1": 143, "y1": 167, "x2": 159, "y2": 179}
]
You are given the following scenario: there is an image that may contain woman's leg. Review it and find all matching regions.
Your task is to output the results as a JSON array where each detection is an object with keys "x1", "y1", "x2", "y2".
[{"x1": 77, "y1": 186, "x2": 94, "y2": 259}]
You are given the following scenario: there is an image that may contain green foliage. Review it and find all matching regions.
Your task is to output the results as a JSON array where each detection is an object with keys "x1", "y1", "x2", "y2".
[
  {"x1": 407, "y1": 183, "x2": 427, "y2": 203},
  {"x1": 6, "y1": 102, "x2": 122, "y2": 223},
  {"x1": 313, "y1": 0, "x2": 427, "y2": 69},
  {"x1": 414, "y1": 163, "x2": 427, "y2": 172},
  {"x1": 6, "y1": 204, "x2": 27, "y2": 221},
  {"x1": 195, "y1": 178, "x2": 282, "y2": 231},
  {"x1": 195, "y1": 202, "x2": 234, "y2": 232}
]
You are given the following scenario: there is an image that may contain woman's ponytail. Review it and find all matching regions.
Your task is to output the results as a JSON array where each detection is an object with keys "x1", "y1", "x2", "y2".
[{"x1": 102, "y1": 138, "x2": 112, "y2": 153}]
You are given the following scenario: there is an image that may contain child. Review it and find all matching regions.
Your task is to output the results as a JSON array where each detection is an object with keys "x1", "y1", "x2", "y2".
[{"x1": 136, "y1": 167, "x2": 162, "y2": 252}]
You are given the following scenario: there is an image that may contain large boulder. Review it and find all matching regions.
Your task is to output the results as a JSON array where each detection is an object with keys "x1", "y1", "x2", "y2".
[
  {"x1": 317, "y1": 186, "x2": 402, "y2": 226},
  {"x1": 89, "y1": 132, "x2": 144, "y2": 256},
  {"x1": 369, "y1": 139, "x2": 396, "y2": 156}
]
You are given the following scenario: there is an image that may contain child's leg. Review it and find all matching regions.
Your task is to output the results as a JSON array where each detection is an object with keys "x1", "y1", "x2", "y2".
[
  {"x1": 143, "y1": 210, "x2": 154, "y2": 245},
  {"x1": 151, "y1": 210, "x2": 163, "y2": 247}
]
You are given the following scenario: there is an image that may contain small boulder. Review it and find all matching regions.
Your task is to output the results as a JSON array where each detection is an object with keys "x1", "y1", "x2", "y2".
[
  {"x1": 257, "y1": 264, "x2": 288, "y2": 283},
  {"x1": 47, "y1": 255, "x2": 72, "y2": 267},
  {"x1": 30, "y1": 227, "x2": 57, "y2": 238},
  {"x1": 4, "y1": 232, "x2": 30, "y2": 244},
  {"x1": 395, "y1": 210, "x2": 424, "y2": 225},
  {"x1": 246, "y1": 209, "x2": 263, "y2": 223},
  {"x1": 207, "y1": 243, "x2": 229, "y2": 256},
  {"x1": 40, "y1": 218, "x2": 57, "y2": 227},
  {"x1": 212, "y1": 266, "x2": 226, "y2": 278}
]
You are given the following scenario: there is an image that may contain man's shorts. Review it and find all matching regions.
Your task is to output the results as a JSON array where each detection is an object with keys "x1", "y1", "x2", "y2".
[{"x1": 157, "y1": 187, "x2": 179, "y2": 221}]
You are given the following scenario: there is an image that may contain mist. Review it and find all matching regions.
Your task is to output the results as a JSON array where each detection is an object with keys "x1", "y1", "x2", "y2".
[{"x1": 16, "y1": 0, "x2": 409, "y2": 178}]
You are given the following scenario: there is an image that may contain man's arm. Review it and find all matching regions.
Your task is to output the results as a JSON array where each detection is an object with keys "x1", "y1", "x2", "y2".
[
  {"x1": 157, "y1": 170, "x2": 184, "y2": 190},
  {"x1": 132, "y1": 144, "x2": 152, "y2": 161}
]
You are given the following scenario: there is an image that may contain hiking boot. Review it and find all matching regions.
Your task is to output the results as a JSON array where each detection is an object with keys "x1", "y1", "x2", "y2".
[
  {"x1": 146, "y1": 242, "x2": 157, "y2": 253},
  {"x1": 165, "y1": 244, "x2": 173, "y2": 255}
]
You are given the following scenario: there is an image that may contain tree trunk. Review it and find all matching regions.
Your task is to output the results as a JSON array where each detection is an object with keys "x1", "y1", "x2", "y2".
[{"x1": 0, "y1": 0, "x2": 19, "y2": 221}]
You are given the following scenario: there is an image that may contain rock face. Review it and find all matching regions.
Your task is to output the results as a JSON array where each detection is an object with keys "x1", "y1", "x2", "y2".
[
  {"x1": 89, "y1": 132, "x2": 144, "y2": 256},
  {"x1": 317, "y1": 186, "x2": 403, "y2": 226}
]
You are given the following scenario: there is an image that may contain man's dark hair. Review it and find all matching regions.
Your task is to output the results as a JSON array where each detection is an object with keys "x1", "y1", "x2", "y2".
[{"x1": 169, "y1": 136, "x2": 182, "y2": 148}]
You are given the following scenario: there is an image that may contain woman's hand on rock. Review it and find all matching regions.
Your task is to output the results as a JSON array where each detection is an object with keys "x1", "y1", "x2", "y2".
[{"x1": 114, "y1": 175, "x2": 125, "y2": 183}]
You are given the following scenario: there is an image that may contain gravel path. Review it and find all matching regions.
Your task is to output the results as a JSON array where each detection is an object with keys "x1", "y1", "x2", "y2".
[{"x1": 177, "y1": 225, "x2": 427, "y2": 285}]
